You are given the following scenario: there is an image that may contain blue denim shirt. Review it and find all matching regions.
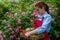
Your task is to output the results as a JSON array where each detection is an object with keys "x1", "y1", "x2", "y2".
[{"x1": 36, "y1": 12, "x2": 52, "y2": 34}]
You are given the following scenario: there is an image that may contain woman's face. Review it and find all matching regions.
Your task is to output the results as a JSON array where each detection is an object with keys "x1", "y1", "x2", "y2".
[{"x1": 36, "y1": 7, "x2": 44, "y2": 14}]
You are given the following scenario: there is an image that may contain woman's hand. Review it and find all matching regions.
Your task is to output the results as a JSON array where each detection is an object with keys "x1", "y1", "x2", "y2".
[{"x1": 25, "y1": 32, "x2": 31, "y2": 37}]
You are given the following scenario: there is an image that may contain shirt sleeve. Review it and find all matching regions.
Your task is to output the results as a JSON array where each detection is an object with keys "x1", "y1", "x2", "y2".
[{"x1": 36, "y1": 16, "x2": 52, "y2": 34}]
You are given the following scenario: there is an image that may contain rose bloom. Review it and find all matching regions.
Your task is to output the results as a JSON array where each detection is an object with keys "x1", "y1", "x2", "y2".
[
  {"x1": 9, "y1": 28, "x2": 13, "y2": 31},
  {"x1": 10, "y1": 35, "x2": 14, "y2": 39},
  {"x1": 22, "y1": 12, "x2": 25, "y2": 17},
  {"x1": 2, "y1": 19, "x2": 6, "y2": 23},
  {"x1": 0, "y1": 35, "x2": 3, "y2": 39},
  {"x1": 15, "y1": 28, "x2": 19, "y2": 34},
  {"x1": 47, "y1": 3, "x2": 50, "y2": 7},
  {"x1": 7, "y1": 24, "x2": 11, "y2": 28},
  {"x1": 0, "y1": 31, "x2": 2, "y2": 35}
]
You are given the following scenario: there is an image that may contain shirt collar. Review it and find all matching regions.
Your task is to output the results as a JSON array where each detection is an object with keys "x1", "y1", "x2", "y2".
[
  {"x1": 43, "y1": 12, "x2": 48, "y2": 18},
  {"x1": 37, "y1": 12, "x2": 48, "y2": 18}
]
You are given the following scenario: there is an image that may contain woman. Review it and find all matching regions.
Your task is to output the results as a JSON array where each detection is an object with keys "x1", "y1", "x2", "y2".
[{"x1": 25, "y1": 2, "x2": 52, "y2": 40}]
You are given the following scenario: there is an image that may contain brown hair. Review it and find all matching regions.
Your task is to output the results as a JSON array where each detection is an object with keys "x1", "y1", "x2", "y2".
[{"x1": 35, "y1": 2, "x2": 49, "y2": 14}]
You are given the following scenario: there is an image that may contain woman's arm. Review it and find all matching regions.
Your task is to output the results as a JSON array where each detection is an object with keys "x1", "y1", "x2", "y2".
[
  {"x1": 25, "y1": 16, "x2": 52, "y2": 37},
  {"x1": 35, "y1": 16, "x2": 52, "y2": 34}
]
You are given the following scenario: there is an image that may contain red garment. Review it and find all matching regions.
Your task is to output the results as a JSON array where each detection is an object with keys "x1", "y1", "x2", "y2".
[
  {"x1": 33, "y1": 17, "x2": 49, "y2": 40},
  {"x1": 33, "y1": 18, "x2": 43, "y2": 28}
]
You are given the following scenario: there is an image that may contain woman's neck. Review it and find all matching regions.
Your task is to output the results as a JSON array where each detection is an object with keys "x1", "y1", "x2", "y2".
[{"x1": 39, "y1": 11, "x2": 46, "y2": 16}]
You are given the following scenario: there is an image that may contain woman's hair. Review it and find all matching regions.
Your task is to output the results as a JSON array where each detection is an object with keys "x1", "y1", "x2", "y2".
[{"x1": 35, "y1": 2, "x2": 49, "y2": 14}]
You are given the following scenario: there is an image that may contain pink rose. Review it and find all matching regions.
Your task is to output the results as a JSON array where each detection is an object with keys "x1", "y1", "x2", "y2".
[
  {"x1": 16, "y1": 19, "x2": 21, "y2": 25},
  {"x1": 17, "y1": 21, "x2": 21, "y2": 24},
  {"x1": 17, "y1": 21, "x2": 21, "y2": 25},
  {"x1": 34, "y1": 1, "x2": 37, "y2": 6},
  {"x1": 15, "y1": 26, "x2": 21, "y2": 34},
  {"x1": 2, "y1": 19, "x2": 6, "y2": 23},
  {"x1": 10, "y1": 35, "x2": 14, "y2": 39},
  {"x1": 15, "y1": 28, "x2": 19, "y2": 34},
  {"x1": 0, "y1": 35, "x2": 3, "y2": 39},
  {"x1": 7, "y1": 24, "x2": 11, "y2": 28},
  {"x1": 0, "y1": 31, "x2": 2, "y2": 35},
  {"x1": 18, "y1": 19, "x2": 21, "y2": 22},
  {"x1": 47, "y1": 3, "x2": 50, "y2": 7},
  {"x1": 33, "y1": 10, "x2": 38, "y2": 15},
  {"x1": 31, "y1": 10, "x2": 38, "y2": 16},
  {"x1": 9, "y1": 28, "x2": 13, "y2": 31},
  {"x1": 18, "y1": 26, "x2": 21, "y2": 30},
  {"x1": 31, "y1": 13, "x2": 35, "y2": 16},
  {"x1": 49, "y1": 9, "x2": 52, "y2": 13},
  {"x1": 33, "y1": 10, "x2": 38, "y2": 13},
  {"x1": 11, "y1": 31, "x2": 14, "y2": 35},
  {"x1": 22, "y1": 12, "x2": 25, "y2": 17}
]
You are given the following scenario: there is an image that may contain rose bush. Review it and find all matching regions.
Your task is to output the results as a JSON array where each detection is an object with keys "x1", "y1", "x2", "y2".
[{"x1": 0, "y1": 0, "x2": 60, "y2": 40}]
